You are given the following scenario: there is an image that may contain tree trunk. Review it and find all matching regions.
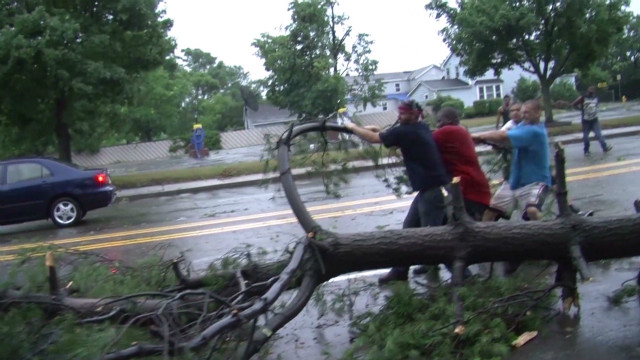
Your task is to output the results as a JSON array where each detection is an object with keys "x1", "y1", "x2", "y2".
[
  {"x1": 540, "y1": 79, "x2": 555, "y2": 124},
  {"x1": 54, "y1": 97, "x2": 72, "y2": 162}
]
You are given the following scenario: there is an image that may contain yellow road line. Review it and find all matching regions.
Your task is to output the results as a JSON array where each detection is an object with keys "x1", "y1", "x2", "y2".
[
  {"x1": 0, "y1": 201, "x2": 411, "y2": 261},
  {"x1": 0, "y1": 195, "x2": 400, "y2": 252},
  {"x1": 566, "y1": 166, "x2": 640, "y2": 181},
  {"x1": 566, "y1": 159, "x2": 640, "y2": 174}
]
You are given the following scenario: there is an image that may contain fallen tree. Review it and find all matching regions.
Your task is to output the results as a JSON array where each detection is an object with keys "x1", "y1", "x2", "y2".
[{"x1": 1, "y1": 122, "x2": 639, "y2": 359}]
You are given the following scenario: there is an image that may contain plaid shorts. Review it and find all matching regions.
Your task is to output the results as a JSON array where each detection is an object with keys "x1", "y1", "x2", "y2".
[{"x1": 489, "y1": 182, "x2": 549, "y2": 216}]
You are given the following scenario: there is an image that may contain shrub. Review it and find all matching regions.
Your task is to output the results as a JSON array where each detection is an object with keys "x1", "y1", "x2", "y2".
[
  {"x1": 441, "y1": 99, "x2": 465, "y2": 112},
  {"x1": 488, "y1": 98, "x2": 503, "y2": 113},
  {"x1": 462, "y1": 106, "x2": 476, "y2": 119},
  {"x1": 550, "y1": 79, "x2": 579, "y2": 102},
  {"x1": 472, "y1": 100, "x2": 491, "y2": 116},
  {"x1": 427, "y1": 95, "x2": 457, "y2": 113},
  {"x1": 513, "y1": 76, "x2": 540, "y2": 102}
]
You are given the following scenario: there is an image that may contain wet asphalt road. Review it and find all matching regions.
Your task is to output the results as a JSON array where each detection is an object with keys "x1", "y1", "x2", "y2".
[{"x1": 1, "y1": 135, "x2": 640, "y2": 359}]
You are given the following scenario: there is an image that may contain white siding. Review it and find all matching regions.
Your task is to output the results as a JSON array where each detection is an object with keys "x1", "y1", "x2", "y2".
[
  {"x1": 382, "y1": 79, "x2": 412, "y2": 94},
  {"x1": 415, "y1": 67, "x2": 444, "y2": 82},
  {"x1": 438, "y1": 87, "x2": 478, "y2": 107},
  {"x1": 347, "y1": 98, "x2": 402, "y2": 116}
]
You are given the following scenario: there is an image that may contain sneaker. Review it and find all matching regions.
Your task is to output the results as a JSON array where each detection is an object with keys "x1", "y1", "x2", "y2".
[
  {"x1": 603, "y1": 145, "x2": 613, "y2": 153},
  {"x1": 377, "y1": 269, "x2": 408, "y2": 285},
  {"x1": 584, "y1": 151, "x2": 591, "y2": 157}
]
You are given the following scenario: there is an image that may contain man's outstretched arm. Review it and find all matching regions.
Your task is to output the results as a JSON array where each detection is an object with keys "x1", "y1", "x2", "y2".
[
  {"x1": 346, "y1": 123, "x2": 382, "y2": 144},
  {"x1": 472, "y1": 130, "x2": 509, "y2": 144}
]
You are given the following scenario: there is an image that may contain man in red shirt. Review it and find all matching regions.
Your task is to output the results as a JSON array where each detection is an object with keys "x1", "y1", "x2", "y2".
[{"x1": 433, "y1": 107, "x2": 491, "y2": 220}]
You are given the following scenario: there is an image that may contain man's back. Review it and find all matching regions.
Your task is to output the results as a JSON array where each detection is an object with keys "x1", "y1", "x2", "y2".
[{"x1": 433, "y1": 125, "x2": 491, "y2": 205}]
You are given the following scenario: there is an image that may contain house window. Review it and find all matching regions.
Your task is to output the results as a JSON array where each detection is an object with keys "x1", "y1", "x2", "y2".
[
  {"x1": 382, "y1": 102, "x2": 388, "y2": 111},
  {"x1": 478, "y1": 86, "x2": 485, "y2": 100},
  {"x1": 477, "y1": 84, "x2": 501, "y2": 100},
  {"x1": 486, "y1": 86, "x2": 495, "y2": 99},
  {"x1": 455, "y1": 66, "x2": 460, "y2": 79},
  {"x1": 424, "y1": 94, "x2": 429, "y2": 100},
  {"x1": 395, "y1": 83, "x2": 400, "y2": 92},
  {"x1": 446, "y1": 68, "x2": 450, "y2": 79}
]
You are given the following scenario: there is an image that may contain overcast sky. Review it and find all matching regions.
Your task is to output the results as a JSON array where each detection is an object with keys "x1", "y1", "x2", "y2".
[{"x1": 163, "y1": 0, "x2": 640, "y2": 80}]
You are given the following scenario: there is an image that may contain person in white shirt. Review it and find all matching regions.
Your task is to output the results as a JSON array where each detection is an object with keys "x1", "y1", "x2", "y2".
[{"x1": 500, "y1": 102, "x2": 522, "y2": 131}]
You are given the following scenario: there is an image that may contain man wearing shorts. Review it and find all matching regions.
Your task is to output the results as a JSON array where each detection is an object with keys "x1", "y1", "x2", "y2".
[{"x1": 472, "y1": 100, "x2": 552, "y2": 223}]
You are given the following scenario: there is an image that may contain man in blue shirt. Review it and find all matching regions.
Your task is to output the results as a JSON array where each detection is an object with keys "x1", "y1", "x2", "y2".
[
  {"x1": 346, "y1": 100, "x2": 450, "y2": 284},
  {"x1": 472, "y1": 99, "x2": 552, "y2": 223}
]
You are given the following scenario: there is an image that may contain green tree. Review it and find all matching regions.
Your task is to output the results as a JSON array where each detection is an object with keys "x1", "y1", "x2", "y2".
[
  {"x1": 0, "y1": 0, "x2": 174, "y2": 161},
  {"x1": 253, "y1": 0, "x2": 384, "y2": 119},
  {"x1": 512, "y1": 76, "x2": 541, "y2": 102},
  {"x1": 581, "y1": 14, "x2": 640, "y2": 99},
  {"x1": 426, "y1": 0, "x2": 630, "y2": 124},
  {"x1": 550, "y1": 79, "x2": 579, "y2": 102},
  {"x1": 179, "y1": 48, "x2": 251, "y2": 132},
  {"x1": 117, "y1": 58, "x2": 191, "y2": 143}
]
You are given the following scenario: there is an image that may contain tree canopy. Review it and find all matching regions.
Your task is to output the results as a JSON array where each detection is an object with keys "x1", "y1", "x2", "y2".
[
  {"x1": 426, "y1": 0, "x2": 630, "y2": 123},
  {"x1": 253, "y1": 0, "x2": 384, "y2": 119},
  {"x1": 0, "y1": 0, "x2": 174, "y2": 161}
]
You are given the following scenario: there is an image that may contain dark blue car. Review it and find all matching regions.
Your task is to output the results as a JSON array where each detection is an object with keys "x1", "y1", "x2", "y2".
[{"x1": 0, "y1": 157, "x2": 116, "y2": 227}]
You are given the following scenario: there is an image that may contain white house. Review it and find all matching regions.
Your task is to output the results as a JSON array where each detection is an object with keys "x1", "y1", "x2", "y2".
[
  {"x1": 346, "y1": 65, "x2": 443, "y2": 115},
  {"x1": 347, "y1": 53, "x2": 576, "y2": 115}
]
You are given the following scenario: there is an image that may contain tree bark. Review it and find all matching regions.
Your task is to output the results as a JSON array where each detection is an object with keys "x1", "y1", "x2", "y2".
[
  {"x1": 54, "y1": 96, "x2": 72, "y2": 162},
  {"x1": 540, "y1": 79, "x2": 555, "y2": 124}
]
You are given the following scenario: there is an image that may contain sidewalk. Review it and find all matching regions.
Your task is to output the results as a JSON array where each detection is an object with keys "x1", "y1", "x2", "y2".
[{"x1": 115, "y1": 126, "x2": 640, "y2": 202}]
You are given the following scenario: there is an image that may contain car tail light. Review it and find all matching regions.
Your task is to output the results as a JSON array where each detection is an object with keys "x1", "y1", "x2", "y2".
[{"x1": 95, "y1": 172, "x2": 109, "y2": 186}]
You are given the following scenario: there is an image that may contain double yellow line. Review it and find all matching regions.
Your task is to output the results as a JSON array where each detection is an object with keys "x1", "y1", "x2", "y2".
[
  {"x1": 2, "y1": 158, "x2": 639, "y2": 262},
  {"x1": 565, "y1": 158, "x2": 640, "y2": 181},
  {"x1": 0, "y1": 196, "x2": 408, "y2": 262}
]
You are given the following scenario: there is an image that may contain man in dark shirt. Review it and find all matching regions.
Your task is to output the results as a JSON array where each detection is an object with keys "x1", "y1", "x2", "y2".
[{"x1": 346, "y1": 100, "x2": 450, "y2": 284}]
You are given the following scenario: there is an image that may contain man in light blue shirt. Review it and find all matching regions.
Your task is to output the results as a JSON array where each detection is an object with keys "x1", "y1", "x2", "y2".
[{"x1": 472, "y1": 100, "x2": 552, "y2": 223}]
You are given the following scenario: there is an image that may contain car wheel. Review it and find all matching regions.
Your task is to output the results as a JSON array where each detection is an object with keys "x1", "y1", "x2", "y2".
[{"x1": 50, "y1": 197, "x2": 81, "y2": 227}]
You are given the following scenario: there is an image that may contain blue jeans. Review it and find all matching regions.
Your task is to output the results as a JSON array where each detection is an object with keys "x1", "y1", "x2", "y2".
[{"x1": 582, "y1": 119, "x2": 608, "y2": 153}]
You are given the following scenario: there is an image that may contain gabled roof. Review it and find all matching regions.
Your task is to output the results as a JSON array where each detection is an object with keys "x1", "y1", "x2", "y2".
[
  {"x1": 474, "y1": 78, "x2": 503, "y2": 85},
  {"x1": 410, "y1": 65, "x2": 442, "y2": 79},
  {"x1": 441, "y1": 53, "x2": 454, "y2": 68},
  {"x1": 245, "y1": 103, "x2": 297, "y2": 127},
  {"x1": 345, "y1": 70, "x2": 413, "y2": 84},
  {"x1": 409, "y1": 78, "x2": 471, "y2": 95}
]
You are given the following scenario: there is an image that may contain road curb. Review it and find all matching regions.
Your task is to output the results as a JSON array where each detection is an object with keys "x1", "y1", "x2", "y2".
[{"x1": 115, "y1": 129, "x2": 640, "y2": 202}]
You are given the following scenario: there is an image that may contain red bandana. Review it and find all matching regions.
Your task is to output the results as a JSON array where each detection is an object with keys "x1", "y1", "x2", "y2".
[{"x1": 398, "y1": 105, "x2": 424, "y2": 119}]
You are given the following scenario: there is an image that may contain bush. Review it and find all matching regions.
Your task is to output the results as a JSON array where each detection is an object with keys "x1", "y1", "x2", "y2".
[
  {"x1": 550, "y1": 79, "x2": 579, "y2": 102},
  {"x1": 513, "y1": 76, "x2": 540, "y2": 102},
  {"x1": 472, "y1": 100, "x2": 489, "y2": 116},
  {"x1": 427, "y1": 95, "x2": 457, "y2": 113},
  {"x1": 441, "y1": 99, "x2": 465, "y2": 112},
  {"x1": 488, "y1": 98, "x2": 503, "y2": 113},
  {"x1": 462, "y1": 106, "x2": 476, "y2": 119},
  {"x1": 472, "y1": 100, "x2": 491, "y2": 116}
]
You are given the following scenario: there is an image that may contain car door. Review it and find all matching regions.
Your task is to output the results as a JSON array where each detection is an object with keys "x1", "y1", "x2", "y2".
[{"x1": 1, "y1": 162, "x2": 53, "y2": 223}]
